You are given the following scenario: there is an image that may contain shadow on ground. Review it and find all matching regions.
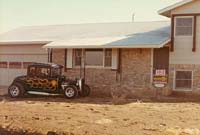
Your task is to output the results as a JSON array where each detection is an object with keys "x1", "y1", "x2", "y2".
[
  {"x1": 1, "y1": 94, "x2": 200, "y2": 105},
  {"x1": 0, "y1": 126, "x2": 75, "y2": 135},
  {"x1": 0, "y1": 126, "x2": 42, "y2": 135}
]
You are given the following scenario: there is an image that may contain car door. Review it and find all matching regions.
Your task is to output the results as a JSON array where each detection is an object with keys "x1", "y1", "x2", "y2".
[
  {"x1": 26, "y1": 66, "x2": 43, "y2": 91},
  {"x1": 41, "y1": 67, "x2": 59, "y2": 93}
]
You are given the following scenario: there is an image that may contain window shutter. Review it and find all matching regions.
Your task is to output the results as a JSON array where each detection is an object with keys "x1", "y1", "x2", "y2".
[
  {"x1": 111, "y1": 48, "x2": 118, "y2": 70},
  {"x1": 67, "y1": 49, "x2": 73, "y2": 68}
]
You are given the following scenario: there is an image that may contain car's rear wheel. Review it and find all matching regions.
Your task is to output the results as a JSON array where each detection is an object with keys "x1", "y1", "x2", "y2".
[
  {"x1": 8, "y1": 83, "x2": 25, "y2": 98},
  {"x1": 64, "y1": 86, "x2": 78, "y2": 99},
  {"x1": 80, "y1": 84, "x2": 91, "y2": 97}
]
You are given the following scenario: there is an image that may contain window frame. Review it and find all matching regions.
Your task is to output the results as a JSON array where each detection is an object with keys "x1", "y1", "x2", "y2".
[
  {"x1": 74, "y1": 49, "x2": 83, "y2": 67},
  {"x1": 73, "y1": 49, "x2": 112, "y2": 69},
  {"x1": 173, "y1": 70, "x2": 193, "y2": 91},
  {"x1": 174, "y1": 16, "x2": 194, "y2": 37}
]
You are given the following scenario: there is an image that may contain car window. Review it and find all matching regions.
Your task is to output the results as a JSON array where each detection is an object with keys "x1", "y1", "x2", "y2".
[
  {"x1": 51, "y1": 68, "x2": 61, "y2": 77},
  {"x1": 28, "y1": 67, "x2": 36, "y2": 77},
  {"x1": 36, "y1": 67, "x2": 50, "y2": 77}
]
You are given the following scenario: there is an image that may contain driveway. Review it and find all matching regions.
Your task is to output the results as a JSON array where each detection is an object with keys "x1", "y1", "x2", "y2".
[{"x1": 0, "y1": 86, "x2": 8, "y2": 96}]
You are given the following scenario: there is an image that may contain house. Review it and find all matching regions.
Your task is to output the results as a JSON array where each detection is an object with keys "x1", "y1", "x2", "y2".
[{"x1": 0, "y1": 0, "x2": 199, "y2": 97}]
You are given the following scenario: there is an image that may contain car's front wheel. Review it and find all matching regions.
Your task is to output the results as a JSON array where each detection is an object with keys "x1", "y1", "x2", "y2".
[
  {"x1": 8, "y1": 83, "x2": 25, "y2": 98},
  {"x1": 64, "y1": 86, "x2": 78, "y2": 99},
  {"x1": 80, "y1": 84, "x2": 91, "y2": 97}
]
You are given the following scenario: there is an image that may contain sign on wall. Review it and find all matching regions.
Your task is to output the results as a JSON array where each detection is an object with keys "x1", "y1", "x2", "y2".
[{"x1": 153, "y1": 69, "x2": 168, "y2": 88}]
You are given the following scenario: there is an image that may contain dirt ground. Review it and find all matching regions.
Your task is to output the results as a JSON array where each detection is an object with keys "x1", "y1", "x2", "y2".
[{"x1": 0, "y1": 95, "x2": 200, "y2": 135}]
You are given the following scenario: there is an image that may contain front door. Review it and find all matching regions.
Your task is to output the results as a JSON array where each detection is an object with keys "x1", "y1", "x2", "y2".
[{"x1": 153, "y1": 47, "x2": 169, "y2": 86}]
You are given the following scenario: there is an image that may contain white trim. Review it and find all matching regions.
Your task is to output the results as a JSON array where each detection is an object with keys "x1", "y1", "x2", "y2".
[
  {"x1": 158, "y1": 0, "x2": 193, "y2": 17},
  {"x1": 111, "y1": 48, "x2": 118, "y2": 70},
  {"x1": 159, "y1": 39, "x2": 171, "y2": 47},
  {"x1": 74, "y1": 66, "x2": 112, "y2": 69},
  {"x1": 43, "y1": 42, "x2": 171, "y2": 49},
  {"x1": 174, "y1": 16, "x2": 194, "y2": 37},
  {"x1": 103, "y1": 49, "x2": 105, "y2": 68},
  {"x1": 0, "y1": 41, "x2": 50, "y2": 45},
  {"x1": 66, "y1": 49, "x2": 73, "y2": 68},
  {"x1": 173, "y1": 69, "x2": 193, "y2": 91}
]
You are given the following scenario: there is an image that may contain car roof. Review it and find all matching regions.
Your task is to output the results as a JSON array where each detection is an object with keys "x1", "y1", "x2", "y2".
[{"x1": 28, "y1": 63, "x2": 63, "y2": 68}]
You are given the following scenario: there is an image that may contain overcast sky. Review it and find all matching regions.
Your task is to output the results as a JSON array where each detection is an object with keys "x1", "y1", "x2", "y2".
[{"x1": 0, "y1": 0, "x2": 181, "y2": 33}]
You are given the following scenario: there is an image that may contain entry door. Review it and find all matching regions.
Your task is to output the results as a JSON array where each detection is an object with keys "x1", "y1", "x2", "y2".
[{"x1": 153, "y1": 47, "x2": 169, "y2": 77}]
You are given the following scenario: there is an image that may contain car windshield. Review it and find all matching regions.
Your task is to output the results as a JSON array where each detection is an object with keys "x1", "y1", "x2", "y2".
[{"x1": 51, "y1": 67, "x2": 61, "y2": 77}]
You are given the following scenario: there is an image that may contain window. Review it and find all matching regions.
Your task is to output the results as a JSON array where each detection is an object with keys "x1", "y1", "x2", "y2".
[
  {"x1": 9, "y1": 62, "x2": 22, "y2": 69},
  {"x1": 28, "y1": 67, "x2": 36, "y2": 77},
  {"x1": 175, "y1": 71, "x2": 193, "y2": 90},
  {"x1": 175, "y1": 17, "x2": 193, "y2": 36},
  {"x1": 104, "y1": 49, "x2": 112, "y2": 67},
  {"x1": 85, "y1": 49, "x2": 103, "y2": 66},
  {"x1": 74, "y1": 49, "x2": 82, "y2": 66},
  {"x1": 0, "y1": 62, "x2": 8, "y2": 68},
  {"x1": 74, "y1": 49, "x2": 112, "y2": 68}
]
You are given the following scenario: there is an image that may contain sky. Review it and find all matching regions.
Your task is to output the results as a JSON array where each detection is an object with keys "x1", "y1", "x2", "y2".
[{"x1": 0, "y1": 0, "x2": 181, "y2": 33}]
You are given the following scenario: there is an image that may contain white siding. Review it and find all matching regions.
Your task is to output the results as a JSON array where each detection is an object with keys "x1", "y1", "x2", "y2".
[
  {"x1": 171, "y1": 0, "x2": 200, "y2": 14},
  {"x1": 170, "y1": 16, "x2": 200, "y2": 64},
  {"x1": 0, "y1": 44, "x2": 47, "y2": 55},
  {"x1": 197, "y1": 16, "x2": 200, "y2": 54}
]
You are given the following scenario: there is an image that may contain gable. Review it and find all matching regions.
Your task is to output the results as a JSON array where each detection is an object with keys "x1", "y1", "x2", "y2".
[
  {"x1": 171, "y1": 0, "x2": 200, "y2": 14},
  {"x1": 158, "y1": 0, "x2": 200, "y2": 17}
]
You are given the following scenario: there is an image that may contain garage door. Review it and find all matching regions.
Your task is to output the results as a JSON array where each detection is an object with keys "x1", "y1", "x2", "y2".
[
  {"x1": 0, "y1": 43, "x2": 49, "y2": 86},
  {"x1": 0, "y1": 54, "x2": 48, "y2": 86}
]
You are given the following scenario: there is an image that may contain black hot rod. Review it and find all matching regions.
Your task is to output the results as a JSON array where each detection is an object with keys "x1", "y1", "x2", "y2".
[{"x1": 8, "y1": 63, "x2": 90, "y2": 99}]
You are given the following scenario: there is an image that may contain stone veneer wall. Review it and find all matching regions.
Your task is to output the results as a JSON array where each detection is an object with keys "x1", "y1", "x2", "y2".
[
  {"x1": 168, "y1": 64, "x2": 200, "y2": 95},
  {"x1": 52, "y1": 48, "x2": 155, "y2": 97}
]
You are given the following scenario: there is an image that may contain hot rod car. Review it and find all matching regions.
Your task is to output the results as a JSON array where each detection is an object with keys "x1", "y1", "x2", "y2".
[{"x1": 8, "y1": 63, "x2": 90, "y2": 99}]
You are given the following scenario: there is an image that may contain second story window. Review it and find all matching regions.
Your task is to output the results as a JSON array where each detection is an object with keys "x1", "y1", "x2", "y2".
[{"x1": 175, "y1": 17, "x2": 193, "y2": 36}]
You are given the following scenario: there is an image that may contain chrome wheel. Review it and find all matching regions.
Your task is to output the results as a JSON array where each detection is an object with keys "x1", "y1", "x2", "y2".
[
  {"x1": 65, "y1": 88, "x2": 75, "y2": 97},
  {"x1": 64, "y1": 86, "x2": 77, "y2": 99},
  {"x1": 9, "y1": 85, "x2": 20, "y2": 97}
]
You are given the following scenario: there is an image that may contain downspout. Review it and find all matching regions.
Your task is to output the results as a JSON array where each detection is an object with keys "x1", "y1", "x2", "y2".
[
  {"x1": 47, "y1": 48, "x2": 50, "y2": 62},
  {"x1": 64, "y1": 49, "x2": 67, "y2": 72},
  {"x1": 49, "y1": 49, "x2": 53, "y2": 63},
  {"x1": 171, "y1": 15, "x2": 174, "y2": 52},
  {"x1": 47, "y1": 48, "x2": 52, "y2": 63},
  {"x1": 192, "y1": 15, "x2": 197, "y2": 52}
]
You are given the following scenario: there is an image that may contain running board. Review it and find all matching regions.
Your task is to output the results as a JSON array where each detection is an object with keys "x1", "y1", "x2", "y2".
[{"x1": 27, "y1": 91, "x2": 61, "y2": 96}]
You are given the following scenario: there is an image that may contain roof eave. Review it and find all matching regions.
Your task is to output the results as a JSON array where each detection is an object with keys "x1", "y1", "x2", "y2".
[
  {"x1": 158, "y1": 0, "x2": 194, "y2": 17},
  {"x1": 43, "y1": 39, "x2": 171, "y2": 49},
  {"x1": 0, "y1": 41, "x2": 51, "y2": 45}
]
